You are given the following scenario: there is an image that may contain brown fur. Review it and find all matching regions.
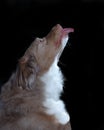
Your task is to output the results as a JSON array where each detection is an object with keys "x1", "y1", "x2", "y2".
[{"x1": 0, "y1": 24, "x2": 72, "y2": 130}]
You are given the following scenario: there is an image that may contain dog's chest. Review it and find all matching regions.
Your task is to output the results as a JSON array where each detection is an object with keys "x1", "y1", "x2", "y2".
[{"x1": 40, "y1": 62, "x2": 70, "y2": 125}]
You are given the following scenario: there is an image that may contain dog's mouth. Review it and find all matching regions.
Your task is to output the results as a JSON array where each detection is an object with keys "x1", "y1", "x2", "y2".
[{"x1": 46, "y1": 24, "x2": 74, "y2": 47}]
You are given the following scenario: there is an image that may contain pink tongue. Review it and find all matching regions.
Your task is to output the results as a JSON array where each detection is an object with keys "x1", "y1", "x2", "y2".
[{"x1": 62, "y1": 28, "x2": 74, "y2": 35}]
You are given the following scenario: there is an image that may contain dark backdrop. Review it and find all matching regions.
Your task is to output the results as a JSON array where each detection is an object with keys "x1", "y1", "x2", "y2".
[{"x1": 0, "y1": 0, "x2": 104, "y2": 130}]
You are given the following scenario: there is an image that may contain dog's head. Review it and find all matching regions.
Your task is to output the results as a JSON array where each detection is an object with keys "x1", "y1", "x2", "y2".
[
  {"x1": 21, "y1": 24, "x2": 74, "y2": 70},
  {"x1": 15, "y1": 24, "x2": 74, "y2": 90}
]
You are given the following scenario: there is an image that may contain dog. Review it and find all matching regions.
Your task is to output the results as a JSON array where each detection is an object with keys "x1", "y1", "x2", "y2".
[{"x1": 0, "y1": 24, "x2": 74, "y2": 130}]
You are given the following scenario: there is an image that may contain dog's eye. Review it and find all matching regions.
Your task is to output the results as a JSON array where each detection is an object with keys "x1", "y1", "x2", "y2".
[
  {"x1": 35, "y1": 38, "x2": 45, "y2": 43},
  {"x1": 40, "y1": 38, "x2": 48, "y2": 45},
  {"x1": 39, "y1": 39, "x2": 44, "y2": 42}
]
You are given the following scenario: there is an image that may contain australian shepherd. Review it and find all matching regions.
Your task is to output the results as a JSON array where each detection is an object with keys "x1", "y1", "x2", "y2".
[{"x1": 0, "y1": 24, "x2": 74, "y2": 130}]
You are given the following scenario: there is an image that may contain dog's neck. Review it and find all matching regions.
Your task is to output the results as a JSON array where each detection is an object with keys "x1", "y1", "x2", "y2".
[
  {"x1": 40, "y1": 58, "x2": 69, "y2": 125},
  {"x1": 40, "y1": 58, "x2": 63, "y2": 100}
]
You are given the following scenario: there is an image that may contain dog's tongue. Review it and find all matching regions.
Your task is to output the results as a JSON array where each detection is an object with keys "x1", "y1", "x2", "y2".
[{"x1": 62, "y1": 28, "x2": 74, "y2": 36}]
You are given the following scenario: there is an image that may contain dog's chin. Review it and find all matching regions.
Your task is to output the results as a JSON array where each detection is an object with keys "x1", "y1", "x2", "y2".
[{"x1": 56, "y1": 35, "x2": 69, "y2": 61}]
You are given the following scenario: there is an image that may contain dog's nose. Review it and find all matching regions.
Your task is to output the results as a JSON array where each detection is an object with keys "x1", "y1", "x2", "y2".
[
  {"x1": 51, "y1": 24, "x2": 63, "y2": 33},
  {"x1": 55, "y1": 24, "x2": 63, "y2": 30}
]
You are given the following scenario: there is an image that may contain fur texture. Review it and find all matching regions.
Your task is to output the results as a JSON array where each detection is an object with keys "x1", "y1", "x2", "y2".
[{"x1": 0, "y1": 24, "x2": 74, "y2": 130}]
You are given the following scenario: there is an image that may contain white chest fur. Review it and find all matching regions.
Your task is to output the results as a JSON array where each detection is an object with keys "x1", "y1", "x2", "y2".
[{"x1": 40, "y1": 59, "x2": 70, "y2": 125}]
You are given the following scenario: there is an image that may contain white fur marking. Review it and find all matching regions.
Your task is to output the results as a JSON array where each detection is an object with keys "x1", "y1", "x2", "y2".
[{"x1": 41, "y1": 36, "x2": 70, "y2": 125}]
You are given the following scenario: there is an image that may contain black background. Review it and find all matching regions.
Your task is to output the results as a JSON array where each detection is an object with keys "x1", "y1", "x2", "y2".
[{"x1": 0, "y1": 0, "x2": 104, "y2": 130}]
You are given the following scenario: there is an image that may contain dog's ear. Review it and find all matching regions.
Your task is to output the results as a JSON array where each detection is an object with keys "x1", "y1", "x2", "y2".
[{"x1": 16, "y1": 55, "x2": 39, "y2": 90}]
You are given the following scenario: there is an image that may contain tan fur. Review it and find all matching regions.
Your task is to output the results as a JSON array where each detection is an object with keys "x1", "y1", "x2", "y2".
[{"x1": 0, "y1": 24, "x2": 72, "y2": 130}]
